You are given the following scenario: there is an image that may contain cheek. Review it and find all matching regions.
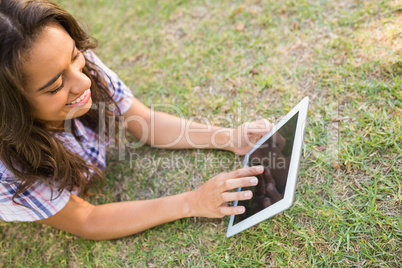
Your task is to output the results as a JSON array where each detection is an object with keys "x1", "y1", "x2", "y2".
[{"x1": 30, "y1": 92, "x2": 69, "y2": 116}]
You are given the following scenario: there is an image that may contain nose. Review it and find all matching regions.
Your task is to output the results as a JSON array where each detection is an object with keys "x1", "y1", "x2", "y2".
[{"x1": 68, "y1": 69, "x2": 91, "y2": 95}]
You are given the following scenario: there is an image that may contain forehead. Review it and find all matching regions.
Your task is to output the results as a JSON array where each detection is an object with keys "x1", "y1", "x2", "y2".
[{"x1": 22, "y1": 23, "x2": 74, "y2": 92}]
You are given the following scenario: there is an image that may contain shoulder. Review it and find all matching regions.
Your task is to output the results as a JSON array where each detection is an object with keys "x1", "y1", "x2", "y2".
[
  {"x1": 83, "y1": 49, "x2": 96, "y2": 61},
  {"x1": 0, "y1": 160, "x2": 16, "y2": 181},
  {"x1": 83, "y1": 49, "x2": 134, "y2": 115},
  {"x1": 83, "y1": 49, "x2": 114, "y2": 77},
  {"x1": 0, "y1": 161, "x2": 72, "y2": 222}
]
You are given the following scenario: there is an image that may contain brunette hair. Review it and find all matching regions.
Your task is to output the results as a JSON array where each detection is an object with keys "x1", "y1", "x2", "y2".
[{"x1": 0, "y1": 0, "x2": 119, "y2": 203}]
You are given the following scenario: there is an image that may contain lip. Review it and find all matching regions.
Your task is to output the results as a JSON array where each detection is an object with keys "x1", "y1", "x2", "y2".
[{"x1": 65, "y1": 89, "x2": 91, "y2": 107}]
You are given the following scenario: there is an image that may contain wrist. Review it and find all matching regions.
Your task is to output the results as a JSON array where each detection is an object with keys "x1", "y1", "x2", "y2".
[
  {"x1": 182, "y1": 190, "x2": 197, "y2": 217},
  {"x1": 211, "y1": 127, "x2": 234, "y2": 151}
]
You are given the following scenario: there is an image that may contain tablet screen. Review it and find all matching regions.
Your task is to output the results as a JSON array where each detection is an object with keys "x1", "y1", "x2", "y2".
[{"x1": 233, "y1": 112, "x2": 299, "y2": 224}]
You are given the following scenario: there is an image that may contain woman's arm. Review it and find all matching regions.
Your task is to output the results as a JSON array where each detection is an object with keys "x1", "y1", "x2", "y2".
[
  {"x1": 122, "y1": 97, "x2": 230, "y2": 150},
  {"x1": 122, "y1": 97, "x2": 273, "y2": 154},
  {"x1": 37, "y1": 166, "x2": 263, "y2": 240}
]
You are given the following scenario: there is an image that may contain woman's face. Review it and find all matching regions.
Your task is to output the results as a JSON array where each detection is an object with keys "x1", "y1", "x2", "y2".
[{"x1": 22, "y1": 22, "x2": 92, "y2": 130}]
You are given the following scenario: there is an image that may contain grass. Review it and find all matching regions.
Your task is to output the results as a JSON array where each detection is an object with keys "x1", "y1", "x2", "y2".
[{"x1": 1, "y1": 0, "x2": 401, "y2": 267}]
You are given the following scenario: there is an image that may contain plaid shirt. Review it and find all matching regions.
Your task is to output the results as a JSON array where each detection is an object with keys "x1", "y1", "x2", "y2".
[{"x1": 0, "y1": 50, "x2": 133, "y2": 222}]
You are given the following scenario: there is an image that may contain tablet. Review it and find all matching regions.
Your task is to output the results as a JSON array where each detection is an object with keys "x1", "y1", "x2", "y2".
[{"x1": 226, "y1": 97, "x2": 309, "y2": 237}]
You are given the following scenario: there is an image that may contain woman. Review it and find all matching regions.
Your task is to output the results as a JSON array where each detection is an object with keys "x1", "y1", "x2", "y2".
[{"x1": 0, "y1": 0, "x2": 271, "y2": 240}]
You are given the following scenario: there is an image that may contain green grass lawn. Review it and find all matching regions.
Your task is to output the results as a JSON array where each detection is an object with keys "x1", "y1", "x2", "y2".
[{"x1": 1, "y1": 0, "x2": 401, "y2": 267}]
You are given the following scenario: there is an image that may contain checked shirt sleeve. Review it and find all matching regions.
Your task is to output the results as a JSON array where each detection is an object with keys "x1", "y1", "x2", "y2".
[
  {"x1": 84, "y1": 50, "x2": 134, "y2": 115},
  {"x1": 0, "y1": 166, "x2": 71, "y2": 222}
]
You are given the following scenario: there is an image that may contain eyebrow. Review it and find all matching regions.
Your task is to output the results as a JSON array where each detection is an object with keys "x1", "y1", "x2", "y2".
[{"x1": 36, "y1": 41, "x2": 77, "y2": 92}]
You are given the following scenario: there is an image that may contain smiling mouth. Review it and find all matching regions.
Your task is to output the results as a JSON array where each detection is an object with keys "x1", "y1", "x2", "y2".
[{"x1": 66, "y1": 89, "x2": 90, "y2": 106}]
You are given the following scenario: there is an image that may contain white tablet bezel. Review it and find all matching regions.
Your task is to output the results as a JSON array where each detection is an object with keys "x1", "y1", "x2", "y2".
[{"x1": 226, "y1": 96, "x2": 309, "y2": 238}]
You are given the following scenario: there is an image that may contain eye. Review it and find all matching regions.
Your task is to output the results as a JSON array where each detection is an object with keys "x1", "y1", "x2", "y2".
[
  {"x1": 72, "y1": 50, "x2": 81, "y2": 63},
  {"x1": 48, "y1": 75, "x2": 65, "y2": 95},
  {"x1": 47, "y1": 49, "x2": 80, "y2": 95}
]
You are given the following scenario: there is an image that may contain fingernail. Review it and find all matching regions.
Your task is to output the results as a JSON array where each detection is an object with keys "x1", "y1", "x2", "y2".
[
  {"x1": 255, "y1": 166, "x2": 264, "y2": 171},
  {"x1": 238, "y1": 207, "x2": 245, "y2": 213},
  {"x1": 250, "y1": 178, "x2": 258, "y2": 185},
  {"x1": 244, "y1": 191, "x2": 252, "y2": 198}
]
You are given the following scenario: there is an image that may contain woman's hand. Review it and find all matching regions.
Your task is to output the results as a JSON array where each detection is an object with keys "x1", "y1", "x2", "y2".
[
  {"x1": 188, "y1": 165, "x2": 264, "y2": 218},
  {"x1": 229, "y1": 119, "x2": 273, "y2": 155}
]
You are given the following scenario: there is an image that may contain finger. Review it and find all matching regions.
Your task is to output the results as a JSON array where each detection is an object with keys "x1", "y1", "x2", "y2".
[
  {"x1": 249, "y1": 119, "x2": 271, "y2": 128},
  {"x1": 225, "y1": 165, "x2": 264, "y2": 179},
  {"x1": 220, "y1": 190, "x2": 253, "y2": 203},
  {"x1": 247, "y1": 133, "x2": 261, "y2": 144},
  {"x1": 219, "y1": 205, "x2": 246, "y2": 216},
  {"x1": 220, "y1": 176, "x2": 258, "y2": 192},
  {"x1": 260, "y1": 118, "x2": 272, "y2": 126},
  {"x1": 245, "y1": 124, "x2": 273, "y2": 145},
  {"x1": 256, "y1": 119, "x2": 273, "y2": 133},
  {"x1": 247, "y1": 119, "x2": 273, "y2": 133}
]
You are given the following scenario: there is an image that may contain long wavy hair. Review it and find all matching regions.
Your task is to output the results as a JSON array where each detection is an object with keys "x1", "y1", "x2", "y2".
[{"x1": 0, "y1": 0, "x2": 120, "y2": 203}]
